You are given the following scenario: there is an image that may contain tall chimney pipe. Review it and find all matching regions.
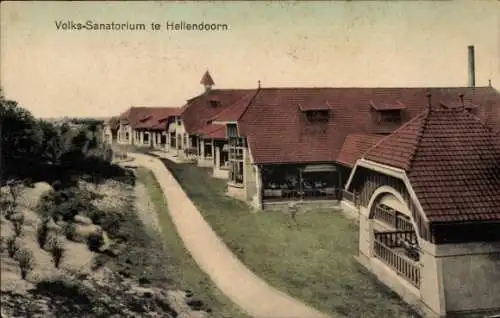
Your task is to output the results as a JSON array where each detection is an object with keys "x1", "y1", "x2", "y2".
[{"x1": 468, "y1": 45, "x2": 475, "y2": 87}]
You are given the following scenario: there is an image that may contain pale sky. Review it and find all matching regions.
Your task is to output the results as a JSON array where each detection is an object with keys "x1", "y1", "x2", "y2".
[{"x1": 1, "y1": 1, "x2": 499, "y2": 118}]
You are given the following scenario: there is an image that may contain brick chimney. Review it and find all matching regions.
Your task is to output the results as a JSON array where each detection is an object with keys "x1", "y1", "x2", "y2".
[{"x1": 468, "y1": 45, "x2": 475, "y2": 87}]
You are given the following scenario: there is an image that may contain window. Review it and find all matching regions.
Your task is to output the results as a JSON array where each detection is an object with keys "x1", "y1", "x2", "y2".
[
  {"x1": 227, "y1": 124, "x2": 238, "y2": 137},
  {"x1": 305, "y1": 110, "x2": 329, "y2": 122},
  {"x1": 228, "y1": 137, "x2": 246, "y2": 184},
  {"x1": 170, "y1": 132, "x2": 176, "y2": 147},
  {"x1": 204, "y1": 142, "x2": 213, "y2": 158},
  {"x1": 143, "y1": 133, "x2": 149, "y2": 143},
  {"x1": 379, "y1": 110, "x2": 402, "y2": 123}
]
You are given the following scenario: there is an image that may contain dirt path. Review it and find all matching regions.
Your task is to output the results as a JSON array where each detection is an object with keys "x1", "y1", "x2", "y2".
[{"x1": 127, "y1": 153, "x2": 330, "y2": 318}]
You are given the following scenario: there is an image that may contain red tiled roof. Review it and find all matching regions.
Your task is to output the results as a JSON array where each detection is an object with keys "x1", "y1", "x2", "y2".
[
  {"x1": 196, "y1": 123, "x2": 226, "y2": 140},
  {"x1": 210, "y1": 90, "x2": 259, "y2": 122},
  {"x1": 180, "y1": 89, "x2": 254, "y2": 133},
  {"x1": 237, "y1": 87, "x2": 500, "y2": 165},
  {"x1": 337, "y1": 134, "x2": 384, "y2": 167},
  {"x1": 370, "y1": 100, "x2": 407, "y2": 110},
  {"x1": 364, "y1": 106, "x2": 500, "y2": 223},
  {"x1": 121, "y1": 107, "x2": 181, "y2": 130}
]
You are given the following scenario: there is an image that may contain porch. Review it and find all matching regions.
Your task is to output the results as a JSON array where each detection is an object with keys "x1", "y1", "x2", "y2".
[
  {"x1": 261, "y1": 164, "x2": 344, "y2": 204},
  {"x1": 213, "y1": 140, "x2": 230, "y2": 179},
  {"x1": 373, "y1": 230, "x2": 420, "y2": 288},
  {"x1": 197, "y1": 138, "x2": 215, "y2": 167}
]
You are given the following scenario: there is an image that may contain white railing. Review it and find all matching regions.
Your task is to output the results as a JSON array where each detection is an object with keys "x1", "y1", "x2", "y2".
[{"x1": 373, "y1": 231, "x2": 420, "y2": 288}]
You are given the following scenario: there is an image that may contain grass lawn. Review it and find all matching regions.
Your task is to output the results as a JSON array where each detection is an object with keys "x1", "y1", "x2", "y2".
[
  {"x1": 161, "y1": 160, "x2": 421, "y2": 318},
  {"x1": 136, "y1": 168, "x2": 249, "y2": 318}
]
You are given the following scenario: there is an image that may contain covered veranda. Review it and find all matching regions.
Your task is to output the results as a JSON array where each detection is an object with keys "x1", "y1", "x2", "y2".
[{"x1": 260, "y1": 164, "x2": 343, "y2": 202}]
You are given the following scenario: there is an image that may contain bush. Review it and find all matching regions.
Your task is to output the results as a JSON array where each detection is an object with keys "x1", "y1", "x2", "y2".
[
  {"x1": 87, "y1": 230, "x2": 104, "y2": 252},
  {"x1": 64, "y1": 223, "x2": 77, "y2": 241},
  {"x1": 36, "y1": 192, "x2": 56, "y2": 219},
  {"x1": 44, "y1": 231, "x2": 59, "y2": 251},
  {"x1": 7, "y1": 235, "x2": 20, "y2": 258},
  {"x1": 11, "y1": 213, "x2": 25, "y2": 237},
  {"x1": 98, "y1": 212, "x2": 123, "y2": 238},
  {"x1": 36, "y1": 219, "x2": 50, "y2": 249},
  {"x1": 16, "y1": 248, "x2": 35, "y2": 280},
  {"x1": 50, "y1": 237, "x2": 65, "y2": 268},
  {"x1": 91, "y1": 254, "x2": 108, "y2": 271}
]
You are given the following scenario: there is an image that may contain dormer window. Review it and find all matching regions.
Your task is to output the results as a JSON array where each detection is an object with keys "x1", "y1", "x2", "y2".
[
  {"x1": 380, "y1": 110, "x2": 402, "y2": 123},
  {"x1": 227, "y1": 123, "x2": 238, "y2": 137},
  {"x1": 305, "y1": 110, "x2": 329, "y2": 122},
  {"x1": 139, "y1": 115, "x2": 152, "y2": 122},
  {"x1": 370, "y1": 100, "x2": 405, "y2": 124},
  {"x1": 208, "y1": 96, "x2": 220, "y2": 108}
]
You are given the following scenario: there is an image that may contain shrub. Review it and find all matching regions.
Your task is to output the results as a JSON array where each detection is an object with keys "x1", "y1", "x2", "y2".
[
  {"x1": 91, "y1": 254, "x2": 107, "y2": 271},
  {"x1": 87, "y1": 229, "x2": 104, "y2": 252},
  {"x1": 16, "y1": 248, "x2": 35, "y2": 280},
  {"x1": 36, "y1": 192, "x2": 56, "y2": 219},
  {"x1": 64, "y1": 223, "x2": 77, "y2": 241},
  {"x1": 36, "y1": 219, "x2": 50, "y2": 249},
  {"x1": 99, "y1": 212, "x2": 123, "y2": 238},
  {"x1": 11, "y1": 213, "x2": 25, "y2": 237},
  {"x1": 44, "y1": 231, "x2": 59, "y2": 251},
  {"x1": 7, "y1": 235, "x2": 20, "y2": 258},
  {"x1": 0, "y1": 199, "x2": 11, "y2": 218},
  {"x1": 50, "y1": 237, "x2": 65, "y2": 268}
]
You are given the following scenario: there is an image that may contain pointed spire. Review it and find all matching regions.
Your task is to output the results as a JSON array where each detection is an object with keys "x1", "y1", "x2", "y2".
[
  {"x1": 258, "y1": 80, "x2": 261, "y2": 89},
  {"x1": 489, "y1": 79, "x2": 492, "y2": 87},
  {"x1": 426, "y1": 91, "x2": 432, "y2": 111},
  {"x1": 459, "y1": 93, "x2": 465, "y2": 111},
  {"x1": 200, "y1": 70, "x2": 215, "y2": 93}
]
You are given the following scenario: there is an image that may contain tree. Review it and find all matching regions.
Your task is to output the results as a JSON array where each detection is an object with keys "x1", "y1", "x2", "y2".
[
  {"x1": 49, "y1": 237, "x2": 65, "y2": 268},
  {"x1": 0, "y1": 91, "x2": 44, "y2": 181},
  {"x1": 16, "y1": 248, "x2": 35, "y2": 280},
  {"x1": 108, "y1": 117, "x2": 120, "y2": 142}
]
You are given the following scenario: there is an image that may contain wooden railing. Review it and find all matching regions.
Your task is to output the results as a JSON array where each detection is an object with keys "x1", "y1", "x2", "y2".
[
  {"x1": 374, "y1": 204, "x2": 413, "y2": 231},
  {"x1": 374, "y1": 231, "x2": 420, "y2": 288},
  {"x1": 342, "y1": 189, "x2": 360, "y2": 207},
  {"x1": 263, "y1": 188, "x2": 341, "y2": 201}
]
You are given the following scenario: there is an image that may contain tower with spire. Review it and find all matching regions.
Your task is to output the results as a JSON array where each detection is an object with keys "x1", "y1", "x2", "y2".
[{"x1": 200, "y1": 70, "x2": 215, "y2": 93}]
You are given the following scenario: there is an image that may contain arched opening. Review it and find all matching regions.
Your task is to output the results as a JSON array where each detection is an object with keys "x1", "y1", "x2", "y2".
[{"x1": 368, "y1": 187, "x2": 421, "y2": 288}]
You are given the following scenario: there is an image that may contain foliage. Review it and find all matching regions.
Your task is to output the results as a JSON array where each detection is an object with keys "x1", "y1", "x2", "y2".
[
  {"x1": 49, "y1": 237, "x2": 65, "y2": 268},
  {"x1": 87, "y1": 209, "x2": 123, "y2": 238},
  {"x1": 64, "y1": 223, "x2": 77, "y2": 241},
  {"x1": 16, "y1": 248, "x2": 35, "y2": 280},
  {"x1": 7, "y1": 235, "x2": 20, "y2": 258},
  {"x1": 1, "y1": 90, "x2": 111, "y2": 183},
  {"x1": 1, "y1": 94, "x2": 44, "y2": 182},
  {"x1": 36, "y1": 219, "x2": 50, "y2": 249},
  {"x1": 5, "y1": 179, "x2": 23, "y2": 206},
  {"x1": 37, "y1": 187, "x2": 97, "y2": 222},
  {"x1": 108, "y1": 116, "x2": 120, "y2": 132},
  {"x1": 86, "y1": 229, "x2": 104, "y2": 252},
  {"x1": 11, "y1": 214, "x2": 25, "y2": 237}
]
